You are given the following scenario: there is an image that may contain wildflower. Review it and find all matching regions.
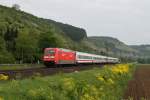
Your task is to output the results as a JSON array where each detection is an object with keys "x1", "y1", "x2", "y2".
[
  {"x1": 81, "y1": 93, "x2": 95, "y2": 100},
  {"x1": 111, "y1": 64, "x2": 129, "y2": 74},
  {"x1": 0, "y1": 74, "x2": 9, "y2": 80},
  {"x1": 107, "y1": 78, "x2": 114, "y2": 84},
  {"x1": 96, "y1": 73, "x2": 105, "y2": 81},
  {"x1": 97, "y1": 76, "x2": 105, "y2": 81},
  {"x1": 0, "y1": 96, "x2": 3, "y2": 100}
]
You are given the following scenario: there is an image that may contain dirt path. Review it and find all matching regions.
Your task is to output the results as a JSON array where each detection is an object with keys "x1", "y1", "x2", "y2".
[{"x1": 124, "y1": 65, "x2": 150, "y2": 100}]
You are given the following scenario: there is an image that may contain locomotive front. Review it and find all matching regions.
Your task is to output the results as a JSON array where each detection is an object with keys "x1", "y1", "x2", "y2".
[{"x1": 43, "y1": 48, "x2": 56, "y2": 66}]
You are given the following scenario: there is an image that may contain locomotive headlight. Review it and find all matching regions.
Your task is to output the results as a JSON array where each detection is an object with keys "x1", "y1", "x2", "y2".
[
  {"x1": 44, "y1": 56, "x2": 49, "y2": 58},
  {"x1": 50, "y1": 56, "x2": 54, "y2": 58}
]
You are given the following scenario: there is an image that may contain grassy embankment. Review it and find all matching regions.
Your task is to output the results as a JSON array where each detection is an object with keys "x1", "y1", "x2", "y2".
[
  {"x1": 0, "y1": 64, "x2": 44, "y2": 70},
  {"x1": 0, "y1": 64, "x2": 136, "y2": 100}
]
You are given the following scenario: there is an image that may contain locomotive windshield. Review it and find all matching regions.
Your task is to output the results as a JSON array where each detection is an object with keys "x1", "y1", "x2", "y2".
[{"x1": 45, "y1": 49, "x2": 55, "y2": 55}]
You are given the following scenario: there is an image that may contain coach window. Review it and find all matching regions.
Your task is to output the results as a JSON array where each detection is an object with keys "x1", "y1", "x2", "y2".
[
  {"x1": 78, "y1": 55, "x2": 81, "y2": 59},
  {"x1": 45, "y1": 49, "x2": 55, "y2": 55}
]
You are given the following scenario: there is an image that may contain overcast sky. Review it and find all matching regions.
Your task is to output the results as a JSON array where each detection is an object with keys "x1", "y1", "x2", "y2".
[{"x1": 0, "y1": 0, "x2": 150, "y2": 45}]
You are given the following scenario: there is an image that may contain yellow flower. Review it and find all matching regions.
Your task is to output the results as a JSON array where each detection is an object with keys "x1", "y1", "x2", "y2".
[
  {"x1": 107, "y1": 78, "x2": 114, "y2": 84},
  {"x1": 111, "y1": 64, "x2": 129, "y2": 74},
  {"x1": 96, "y1": 73, "x2": 105, "y2": 82},
  {"x1": 0, "y1": 74, "x2": 9, "y2": 80},
  {"x1": 2, "y1": 76, "x2": 8, "y2": 80},
  {"x1": 0, "y1": 96, "x2": 3, "y2": 100},
  {"x1": 81, "y1": 93, "x2": 95, "y2": 100},
  {"x1": 97, "y1": 76, "x2": 105, "y2": 81}
]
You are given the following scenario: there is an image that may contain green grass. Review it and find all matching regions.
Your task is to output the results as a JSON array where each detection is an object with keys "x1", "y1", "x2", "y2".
[
  {"x1": 0, "y1": 64, "x2": 44, "y2": 70},
  {"x1": 0, "y1": 64, "x2": 136, "y2": 100}
]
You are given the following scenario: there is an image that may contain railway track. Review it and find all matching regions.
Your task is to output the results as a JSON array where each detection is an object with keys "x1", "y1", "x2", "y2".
[{"x1": 0, "y1": 64, "x2": 103, "y2": 79}]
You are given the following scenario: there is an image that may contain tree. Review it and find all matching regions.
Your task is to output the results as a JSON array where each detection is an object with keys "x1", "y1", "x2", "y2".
[
  {"x1": 15, "y1": 28, "x2": 38, "y2": 63},
  {"x1": 0, "y1": 36, "x2": 5, "y2": 51},
  {"x1": 4, "y1": 25, "x2": 18, "y2": 52},
  {"x1": 0, "y1": 37, "x2": 15, "y2": 63},
  {"x1": 38, "y1": 31, "x2": 59, "y2": 52},
  {"x1": 12, "y1": 4, "x2": 20, "y2": 10}
]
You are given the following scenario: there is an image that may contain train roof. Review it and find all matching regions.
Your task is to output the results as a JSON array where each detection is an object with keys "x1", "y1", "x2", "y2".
[
  {"x1": 45, "y1": 48, "x2": 75, "y2": 52},
  {"x1": 76, "y1": 51, "x2": 107, "y2": 58},
  {"x1": 76, "y1": 51, "x2": 118, "y2": 59}
]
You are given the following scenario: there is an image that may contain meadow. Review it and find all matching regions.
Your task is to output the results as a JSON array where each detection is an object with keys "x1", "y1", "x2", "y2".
[{"x1": 0, "y1": 64, "x2": 136, "y2": 100}]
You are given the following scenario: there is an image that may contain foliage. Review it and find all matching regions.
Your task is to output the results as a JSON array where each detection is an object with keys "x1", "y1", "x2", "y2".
[
  {"x1": 0, "y1": 5, "x2": 88, "y2": 64},
  {"x1": 137, "y1": 58, "x2": 150, "y2": 64},
  {"x1": 15, "y1": 28, "x2": 39, "y2": 63},
  {"x1": 55, "y1": 22, "x2": 87, "y2": 41},
  {"x1": 0, "y1": 64, "x2": 136, "y2": 100},
  {"x1": 0, "y1": 52, "x2": 15, "y2": 63}
]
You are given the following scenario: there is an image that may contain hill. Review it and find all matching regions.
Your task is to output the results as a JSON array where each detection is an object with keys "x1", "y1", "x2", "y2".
[
  {"x1": 88, "y1": 36, "x2": 150, "y2": 63},
  {"x1": 130, "y1": 45, "x2": 150, "y2": 57},
  {"x1": 88, "y1": 36, "x2": 139, "y2": 60},
  {"x1": 130, "y1": 45, "x2": 150, "y2": 63},
  {"x1": 0, "y1": 4, "x2": 149, "y2": 63}
]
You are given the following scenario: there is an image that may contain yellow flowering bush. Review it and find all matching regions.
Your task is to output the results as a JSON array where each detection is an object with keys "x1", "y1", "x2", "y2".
[
  {"x1": 111, "y1": 64, "x2": 129, "y2": 74},
  {"x1": 96, "y1": 74, "x2": 115, "y2": 85},
  {"x1": 0, "y1": 74, "x2": 8, "y2": 80}
]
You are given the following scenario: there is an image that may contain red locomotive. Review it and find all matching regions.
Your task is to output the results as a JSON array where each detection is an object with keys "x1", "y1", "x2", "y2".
[
  {"x1": 43, "y1": 48, "x2": 76, "y2": 66},
  {"x1": 43, "y1": 48, "x2": 119, "y2": 67}
]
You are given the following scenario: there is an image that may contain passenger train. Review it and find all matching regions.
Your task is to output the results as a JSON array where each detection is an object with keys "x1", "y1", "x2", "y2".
[{"x1": 43, "y1": 48, "x2": 119, "y2": 67}]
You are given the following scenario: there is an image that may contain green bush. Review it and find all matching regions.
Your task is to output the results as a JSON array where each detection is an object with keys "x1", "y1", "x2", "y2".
[{"x1": 0, "y1": 52, "x2": 15, "y2": 63}]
